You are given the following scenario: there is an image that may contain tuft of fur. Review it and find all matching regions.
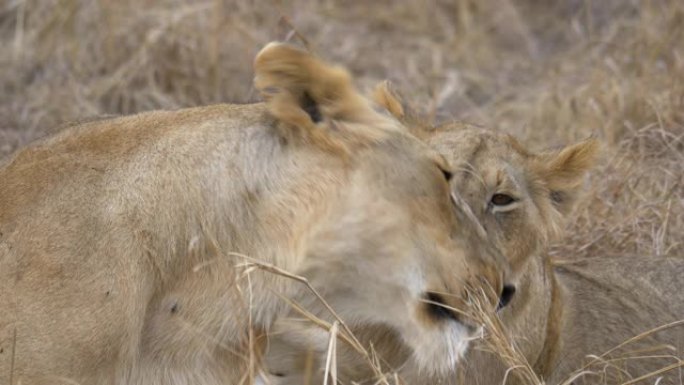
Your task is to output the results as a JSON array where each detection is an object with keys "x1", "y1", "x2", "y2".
[{"x1": 254, "y1": 43, "x2": 399, "y2": 155}]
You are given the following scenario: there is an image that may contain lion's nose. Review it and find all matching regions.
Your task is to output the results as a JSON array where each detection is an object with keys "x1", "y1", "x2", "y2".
[
  {"x1": 497, "y1": 284, "x2": 516, "y2": 310},
  {"x1": 424, "y1": 291, "x2": 461, "y2": 323}
]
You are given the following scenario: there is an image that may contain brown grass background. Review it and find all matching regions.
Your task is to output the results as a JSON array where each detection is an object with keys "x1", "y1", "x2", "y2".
[{"x1": 1, "y1": 0, "x2": 682, "y2": 284}]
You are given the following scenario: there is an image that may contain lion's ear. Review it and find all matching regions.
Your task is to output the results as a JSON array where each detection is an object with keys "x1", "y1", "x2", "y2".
[
  {"x1": 254, "y1": 43, "x2": 393, "y2": 152},
  {"x1": 370, "y1": 80, "x2": 438, "y2": 140},
  {"x1": 536, "y1": 138, "x2": 599, "y2": 215},
  {"x1": 372, "y1": 80, "x2": 405, "y2": 120}
]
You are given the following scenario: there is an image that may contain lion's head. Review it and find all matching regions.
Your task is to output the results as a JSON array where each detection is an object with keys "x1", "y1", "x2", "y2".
[
  {"x1": 372, "y1": 81, "x2": 599, "y2": 272},
  {"x1": 425, "y1": 127, "x2": 598, "y2": 270},
  {"x1": 252, "y1": 44, "x2": 512, "y2": 376}
]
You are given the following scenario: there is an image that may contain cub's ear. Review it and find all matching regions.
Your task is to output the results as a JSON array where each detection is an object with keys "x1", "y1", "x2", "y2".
[
  {"x1": 372, "y1": 80, "x2": 406, "y2": 119},
  {"x1": 371, "y1": 80, "x2": 437, "y2": 139},
  {"x1": 254, "y1": 43, "x2": 395, "y2": 152},
  {"x1": 536, "y1": 138, "x2": 599, "y2": 215}
]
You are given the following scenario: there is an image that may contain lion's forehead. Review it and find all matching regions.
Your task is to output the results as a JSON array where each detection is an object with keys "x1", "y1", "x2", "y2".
[
  {"x1": 428, "y1": 129, "x2": 531, "y2": 190},
  {"x1": 431, "y1": 129, "x2": 522, "y2": 162},
  {"x1": 429, "y1": 128, "x2": 548, "y2": 248}
]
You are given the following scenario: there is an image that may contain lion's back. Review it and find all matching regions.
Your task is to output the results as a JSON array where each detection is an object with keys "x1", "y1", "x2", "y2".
[
  {"x1": 0, "y1": 102, "x2": 271, "y2": 381},
  {"x1": 553, "y1": 255, "x2": 684, "y2": 383}
]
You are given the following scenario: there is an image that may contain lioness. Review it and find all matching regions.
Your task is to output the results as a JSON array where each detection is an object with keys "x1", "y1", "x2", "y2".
[
  {"x1": 264, "y1": 84, "x2": 684, "y2": 384},
  {"x1": 0, "y1": 46, "x2": 510, "y2": 385}
]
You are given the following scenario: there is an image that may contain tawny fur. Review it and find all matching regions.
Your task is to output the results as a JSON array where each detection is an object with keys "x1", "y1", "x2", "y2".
[
  {"x1": 264, "y1": 84, "x2": 683, "y2": 385},
  {"x1": 0, "y1": 46, "x2": 507, "y2": 385}
]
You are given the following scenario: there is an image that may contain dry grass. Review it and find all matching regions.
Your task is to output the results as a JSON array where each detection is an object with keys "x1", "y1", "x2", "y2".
[
  {"x1": 2, "y1": 0, "x2": 682, "y2": 383},
  {"x1": 466, "y1": 287, "x2": 683, "y2": 385},
  {"x1": 1, "y1": 0, "x2": 681, "y2": 259}
]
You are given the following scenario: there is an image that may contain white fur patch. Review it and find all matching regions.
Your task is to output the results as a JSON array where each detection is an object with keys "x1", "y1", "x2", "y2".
[{"x1": 407, "y1": 320, "x2": 472, "y2": 375}]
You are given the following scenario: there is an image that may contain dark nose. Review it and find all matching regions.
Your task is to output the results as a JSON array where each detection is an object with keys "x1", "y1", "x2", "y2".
[
  {"x1": 497, "y1": 284, "x2": 516, "y2": 310},
  {"x1": 425, "y1": 292, "x2": 461, "y2": 323}
]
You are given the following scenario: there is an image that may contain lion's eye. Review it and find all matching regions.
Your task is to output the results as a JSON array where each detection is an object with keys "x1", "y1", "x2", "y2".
[{"x1": 491, "y1": 193, "x2": 515, "y2": 206}]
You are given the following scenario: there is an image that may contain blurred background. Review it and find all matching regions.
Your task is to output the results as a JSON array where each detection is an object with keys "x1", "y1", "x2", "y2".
[{"x1": 0, "y1": 0, "x2": 682, "y2": 259}]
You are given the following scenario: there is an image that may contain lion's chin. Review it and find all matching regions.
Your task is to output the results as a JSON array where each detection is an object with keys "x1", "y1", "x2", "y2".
[{"x1": 407, "y1": 322, "x2": 474, "y2": 377}]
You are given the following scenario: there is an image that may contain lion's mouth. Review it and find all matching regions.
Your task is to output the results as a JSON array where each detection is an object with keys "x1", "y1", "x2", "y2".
[{"x1": 422, "y1": 291, "x2": 487, "y2": 338}]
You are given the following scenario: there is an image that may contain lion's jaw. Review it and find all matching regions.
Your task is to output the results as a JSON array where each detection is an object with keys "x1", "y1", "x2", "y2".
[
  {"x1": 293, "y1": 178, "x2": 480, "y2": 377},
  {"x1": 402, "y1": 316, "x2": 472, "y2": 375}
]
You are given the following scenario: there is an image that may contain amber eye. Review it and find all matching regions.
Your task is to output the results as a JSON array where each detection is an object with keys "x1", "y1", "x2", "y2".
[{"x1": 491, "y1": 193, "x2": 515, "y2": 206}]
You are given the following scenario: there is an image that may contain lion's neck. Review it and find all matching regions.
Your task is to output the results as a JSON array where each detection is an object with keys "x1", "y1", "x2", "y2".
[
  {"x1": 139, "y1": 120, "x2": 350, "y2": 337},
  {"x1": 497, "y1": 253, "x2": 561, "y2": 381},
  {"x1": 529, "y1": 257, "x2": 564, "y2": 379}
]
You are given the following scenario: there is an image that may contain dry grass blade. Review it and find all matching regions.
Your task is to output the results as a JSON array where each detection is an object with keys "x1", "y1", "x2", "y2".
[
  {"x1": 567, "y1": 320, "x2": 684, "y2": 375},
  {"x1": 466, "y1": 287, "x2": 545, "y2": 385},
  {"x1": 451, "y1": 191, "x2": 487, "y2": 239},
  {"x1": 278, "y1": 15, "x2": 313, "y2": 52},
  {"x1": 619, "y1": 361, "x2": 684, "y2": 385},
  {"x1": 230, "y1": 252, "x2": 391, "y2": 384},
  {"x1": 271, "y1": 291, "x2": 361, "y2": 352},
  {"x1": 558, "y1": 320, "x2": 684, "y2": 385},
  {"x1": 419, "y1": 295, "x2": 471, "y2": 319},
  {"x1": 323, "y1": 321, "x2": 339, "y2": 385}
]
